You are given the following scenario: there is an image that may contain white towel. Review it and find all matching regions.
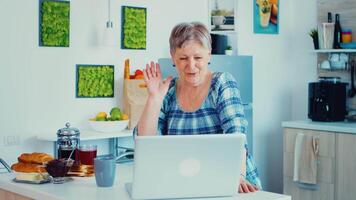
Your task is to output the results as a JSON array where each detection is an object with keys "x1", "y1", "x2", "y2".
[{"x1": 293, "y1": 133, "x2": 319, "y2": 184}]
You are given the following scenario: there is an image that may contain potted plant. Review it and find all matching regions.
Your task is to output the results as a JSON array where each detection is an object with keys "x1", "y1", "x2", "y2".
[
  {"x1": 225, "y1": 45, "x2": 233, "y2": 55},
  {"x1": 309, "y1": 28, "x2": 319, "y2": 49}
]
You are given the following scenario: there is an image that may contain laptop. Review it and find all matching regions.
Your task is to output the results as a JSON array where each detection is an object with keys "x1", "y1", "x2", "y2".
[{"x1": 125, "y1": 134, "x2": 246, "y2": 199}]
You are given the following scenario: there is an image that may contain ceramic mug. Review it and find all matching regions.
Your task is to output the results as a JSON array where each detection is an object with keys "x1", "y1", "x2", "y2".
[
  {"x1": 321, "y1": 60, "x2": 331, "y2": 70},
  {"x1": 94, "y1": 155, "x2": 116, "y2": 187},
  {"x1": 329, "y1": 53, "x2": 339, "y2": 62},
  {"x1": 212, "y1": 16, "x2": 226, "y2": 26}
]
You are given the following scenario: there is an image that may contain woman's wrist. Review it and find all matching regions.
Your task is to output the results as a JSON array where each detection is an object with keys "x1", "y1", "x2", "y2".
[{"x1": 147, "y1": 94, "x2": 164, "y2": 104}]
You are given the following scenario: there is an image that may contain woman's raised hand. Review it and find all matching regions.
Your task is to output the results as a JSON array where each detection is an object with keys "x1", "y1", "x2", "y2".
[{"x1": 144, "y1": 61, "x2": 173, "y2": 100}]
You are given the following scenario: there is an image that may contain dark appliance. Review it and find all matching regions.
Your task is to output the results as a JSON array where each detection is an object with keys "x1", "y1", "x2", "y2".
[
  {"x1": 211, "y1": 33, "x2": 227, "y2": 55},
  {"x1": 308, "y1": 77, "x2": 348, "y2": 122}
]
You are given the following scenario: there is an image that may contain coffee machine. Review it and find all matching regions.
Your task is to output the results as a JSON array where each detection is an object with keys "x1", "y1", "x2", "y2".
[{"x1": 308, "y1": 77, "x2": 348, "y2": 122}]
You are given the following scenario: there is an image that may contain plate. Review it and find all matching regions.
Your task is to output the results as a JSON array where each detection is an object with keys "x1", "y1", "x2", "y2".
[{"x1": 13, "y1": 177, "x2": 51, "y2": 184}]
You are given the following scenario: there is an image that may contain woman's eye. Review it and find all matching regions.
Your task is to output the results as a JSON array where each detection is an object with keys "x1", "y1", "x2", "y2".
[
  {"x1": 179, "y1": 58, "x2": 187, "y2": 60},
  {"x1": 195, "y1": 57, "x2": 202, "y2": 60}
]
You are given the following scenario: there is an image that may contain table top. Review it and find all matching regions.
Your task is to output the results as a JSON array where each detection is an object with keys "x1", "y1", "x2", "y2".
[
  {"x1": 0, "y1": 163, "x2": 290, "y2": 200},
  {"x1": 37, "y1": 129, "x2": 133, "y2": 142}
]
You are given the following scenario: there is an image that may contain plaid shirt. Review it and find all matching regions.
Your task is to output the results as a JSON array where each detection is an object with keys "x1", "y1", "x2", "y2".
[{"x1": 136, "y1": 72, "x2": 262, "y2": 189}]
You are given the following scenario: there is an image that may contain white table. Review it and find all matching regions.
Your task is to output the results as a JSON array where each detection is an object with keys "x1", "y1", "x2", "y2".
[
  {"x1": 37, "y1": 129, "x2": 133, "y2": 158},
  {"x1": 0, "y1": 163, "x2": 290, "y2": 200}
]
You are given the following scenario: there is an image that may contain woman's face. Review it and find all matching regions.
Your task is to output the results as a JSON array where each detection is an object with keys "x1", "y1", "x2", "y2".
[{"x1": 171, "y1": 41, "x2": 211, "y2": 87}]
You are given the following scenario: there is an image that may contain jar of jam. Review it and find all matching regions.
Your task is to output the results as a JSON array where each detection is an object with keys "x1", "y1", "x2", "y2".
[{"x1": 342, "y1": 29, "x2": 352, "y2": 43}]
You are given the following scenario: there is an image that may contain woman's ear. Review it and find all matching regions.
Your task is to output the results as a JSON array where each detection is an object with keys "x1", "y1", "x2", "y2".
[{"x1": 170, "y1": 50, "x2": 176, "y2": 67}]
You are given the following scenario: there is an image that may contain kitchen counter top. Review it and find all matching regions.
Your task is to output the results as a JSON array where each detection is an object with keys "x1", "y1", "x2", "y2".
[
  {"x1": 0, "y1": 163, "x2": 290, "y2": 200},
  {"x1": 37, "y1": 129, "x2": 133, "y2": 142},
  {"x1": 282, "y1": 120, "x2": 356, "y2": 134}
]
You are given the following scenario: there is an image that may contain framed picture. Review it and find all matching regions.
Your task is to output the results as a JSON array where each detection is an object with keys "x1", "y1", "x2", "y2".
[
  {"x1": 121, "y1": 6, "x2": 147, "y2": 50},
  {"x1": 209, "y1": 0, "x2": 235, "y2": 32},
  {"x1": 253, "y1": 0, "x2": 279, "y2": 34},
  {"x1": 39, "y1": 0, "x2": 70, "y2": 47},
  {"x1": 76, "y1": 65, "x2": 114, "y2": 98}
]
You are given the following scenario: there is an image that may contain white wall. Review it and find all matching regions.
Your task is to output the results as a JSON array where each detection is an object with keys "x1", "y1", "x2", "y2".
[
  {"x1": 237, "y1": 0, "x2": 317, "y2": 192},
  {"x1": 0, "y1": 0, "x2": 318, "y2": 193},
  {"x1": 0, "y1": 0, "x2": 208, "y2": 164}
]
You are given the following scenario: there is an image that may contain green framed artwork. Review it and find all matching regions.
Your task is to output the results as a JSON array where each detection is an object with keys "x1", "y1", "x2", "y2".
[
  {"x1": 121, "y1": 6, "x2": 147, "y2": 49},
  {"x1": 76, "y1": 65, "x2": 114, "y2": 98},
  {"x1": 39, "y1": 0, "x2": 70, "y2": 47}
]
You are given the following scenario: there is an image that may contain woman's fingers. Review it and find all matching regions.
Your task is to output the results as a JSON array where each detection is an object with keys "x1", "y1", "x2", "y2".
[
  {"x1": 247, "y1": 183, "x2": 257, "y2": 192},
  {"x1": 155, "y1": 63, "x2": 162, "y2": 79},
  {"x1": 238, "y1": 185, "x2": 243, "y2": 193},
  {"x1": 145, "y1": 63, "x2": 152, "y2": 79},
  {"x1": 149, "y1": 61, "x2": 156, "y2": 78},
  {"x1": 241, "y1": 182, "x2": 251, "y2": 193}
]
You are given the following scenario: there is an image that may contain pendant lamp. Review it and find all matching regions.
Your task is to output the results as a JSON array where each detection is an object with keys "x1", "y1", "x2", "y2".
[{"x1": 102, "y1": 0, "x2": 115, "y2": 46}]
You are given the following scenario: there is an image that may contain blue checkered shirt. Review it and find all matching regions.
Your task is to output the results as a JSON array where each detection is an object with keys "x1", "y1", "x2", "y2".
[{"x1": 136, "y1": 72, "x2": 262, "y2": 189}]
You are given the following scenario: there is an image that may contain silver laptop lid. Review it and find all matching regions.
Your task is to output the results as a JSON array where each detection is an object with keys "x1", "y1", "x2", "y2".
[{"x1": 131, "y1": 134, "x2": 245, "y2": 199}]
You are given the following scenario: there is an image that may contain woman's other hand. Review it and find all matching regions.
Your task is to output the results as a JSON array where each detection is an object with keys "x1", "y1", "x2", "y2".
[
  {"x1": 238, "y1": 178, "x2": 258, "y2": 193},
  {"x1": 144, "y1": 61, "x2": 173, "y2": 100}
]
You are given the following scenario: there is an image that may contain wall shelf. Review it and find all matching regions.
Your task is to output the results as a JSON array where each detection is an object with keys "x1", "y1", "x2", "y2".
[{"x1": 314, "y1": 49, "x2": 356, "y2": 53}]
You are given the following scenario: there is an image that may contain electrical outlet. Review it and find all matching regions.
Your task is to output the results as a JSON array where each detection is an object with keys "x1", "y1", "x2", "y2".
[{"x1": 1, "y1": 135, "x2": 21, "y2": 146}]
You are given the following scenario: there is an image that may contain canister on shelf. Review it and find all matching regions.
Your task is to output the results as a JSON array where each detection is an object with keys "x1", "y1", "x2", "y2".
[{"x1": 342, "y1": 29, "x2": 352, "y2": 43}]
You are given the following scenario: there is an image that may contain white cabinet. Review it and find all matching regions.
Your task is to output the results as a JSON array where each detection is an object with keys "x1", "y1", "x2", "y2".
[
  {"x1": 283, "y1": 127, "x2": 356, "y2": 200},
  {"x1": 335, "y1": 133, "x2": 356, "y2": 200},
  {"x1": 283, "y1": 128, "x2": 335, "y2": 200}
]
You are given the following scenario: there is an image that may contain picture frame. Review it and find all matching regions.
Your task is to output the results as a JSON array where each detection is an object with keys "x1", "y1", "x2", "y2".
[
  {"x1": 39, "y1": 0, "x2": 70, "y2": 47},
  {"x1": 253, "y1": 0, "x2": 279, "y2": 34},
  {"x1": 209, "y1": 0, "x2": 235, "y2": 32},
  {"x1": 121, "y1": 6, "x2": 147, "y2": 50},
  {"x1": 76, "y1": 64, "x2": 114, "y2": 98}
]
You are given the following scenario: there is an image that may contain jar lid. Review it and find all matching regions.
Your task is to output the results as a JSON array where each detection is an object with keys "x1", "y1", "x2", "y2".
[{"x1": 57, "y1": 122, "x2": 80, "y2": 137}]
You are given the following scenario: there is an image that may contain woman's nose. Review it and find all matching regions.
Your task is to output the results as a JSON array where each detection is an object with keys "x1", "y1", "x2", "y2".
[{"x1": 187, "y1": 58, "x2": 195, "y2": 69}]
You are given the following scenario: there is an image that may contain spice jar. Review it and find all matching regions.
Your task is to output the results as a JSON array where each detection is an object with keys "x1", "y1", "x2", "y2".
[{"x1": 342, "y1": 29, "x2": 352, "y2": 43}]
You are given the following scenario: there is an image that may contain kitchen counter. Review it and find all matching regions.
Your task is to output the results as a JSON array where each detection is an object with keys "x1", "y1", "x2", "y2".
[
  {"x1": 0, "y1": 163, "x2": 290, "y2": 200},
  {"x1": 282, "y1": 120, "x2": 356, "y2": 134}
]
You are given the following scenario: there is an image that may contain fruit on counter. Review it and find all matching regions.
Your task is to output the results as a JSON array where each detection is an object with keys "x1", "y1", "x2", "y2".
[
  {"x1": 135, "y1": 74, "x2": 144, "y2": 79},
  {"x1": 96, "y1": 112, "x2": 108, "y2": 121},
  {"x1": 91, "y1": 107, "x2": 129, "y2": 121},
  {"x1": 122, "y1": 113, "x2": 129, "y2": 120},
  {"x1": 110, "y1": 107, "x2": 122, "y2": 120},
  {"x1": 125, "y1": 68, "x2": 145, "y2": 79},
  {"x1": 135, "y1": 69, "x2": 143, "y2": 76}
]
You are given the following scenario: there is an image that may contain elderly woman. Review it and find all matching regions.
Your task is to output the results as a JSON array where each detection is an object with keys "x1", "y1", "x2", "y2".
[{"x1": 137, "y1": 22, "x2": 262, "y2": 192}]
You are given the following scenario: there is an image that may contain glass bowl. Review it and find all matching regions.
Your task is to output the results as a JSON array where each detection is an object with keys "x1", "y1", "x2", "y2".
[{"x1": 45, "y1": 159, "x2": 74, "y2": 184}]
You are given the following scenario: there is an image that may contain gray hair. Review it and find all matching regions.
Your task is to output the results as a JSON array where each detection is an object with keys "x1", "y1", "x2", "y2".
[{"x1": 169, "y1": 22, "x2": 212, "y2": 53}]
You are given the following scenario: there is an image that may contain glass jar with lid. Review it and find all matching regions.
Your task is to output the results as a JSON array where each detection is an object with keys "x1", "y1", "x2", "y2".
[
  {"x1": 342, "y1": 29, "x2": 352, "y2": 43},
  {"x1": 56, "y1": 122, "x2": 80, "y2": 164}
]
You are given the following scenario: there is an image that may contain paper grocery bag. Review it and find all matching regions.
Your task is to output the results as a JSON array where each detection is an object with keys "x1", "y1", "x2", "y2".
[{"x1": 123, "y1": 79, "x2": 148, "y2": 129}]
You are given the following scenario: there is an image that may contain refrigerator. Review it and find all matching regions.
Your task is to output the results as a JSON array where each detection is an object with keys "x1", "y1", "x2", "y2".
[{"x1": 158, "y1": 55, "x2": 253, "y2": 154}]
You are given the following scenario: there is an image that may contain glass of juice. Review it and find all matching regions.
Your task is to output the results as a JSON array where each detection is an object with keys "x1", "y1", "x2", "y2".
[{"x1": 79, "y1": 145, "x2": 97, "y2": 166}]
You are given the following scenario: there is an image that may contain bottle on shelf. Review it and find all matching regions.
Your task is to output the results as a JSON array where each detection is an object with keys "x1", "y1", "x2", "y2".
[
  {"x1": 333, "y1": 14, "x2": 342, "y2": 49},
  {"x1": 327, "y1": 12, "x2": 332, "y2": 23}
]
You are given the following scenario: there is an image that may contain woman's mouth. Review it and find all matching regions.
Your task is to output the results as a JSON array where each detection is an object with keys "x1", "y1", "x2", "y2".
[{"x1": 186, "y1": 72, "x2": 197, "y2": 76}]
